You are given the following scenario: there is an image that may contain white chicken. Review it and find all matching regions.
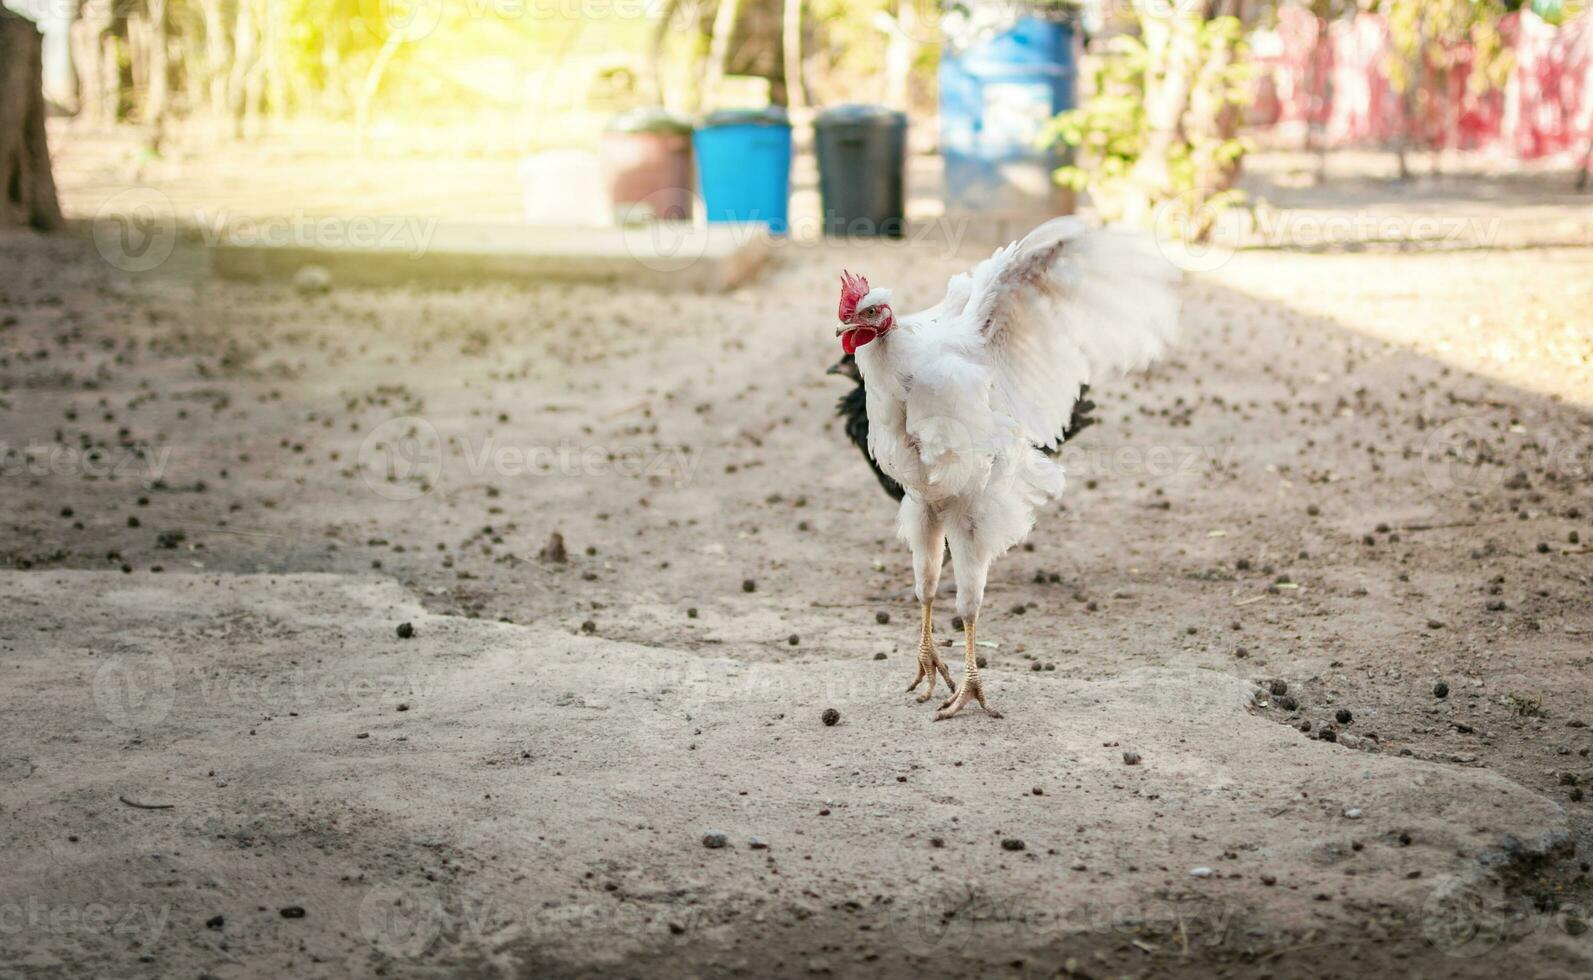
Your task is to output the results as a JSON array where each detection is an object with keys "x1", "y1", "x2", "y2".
[{"x1": 834, "y1": 217, "x2": 1180, "y2": 719}]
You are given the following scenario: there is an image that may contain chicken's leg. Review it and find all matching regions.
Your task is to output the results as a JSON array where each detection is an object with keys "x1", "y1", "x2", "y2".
[
  {"x1": 935, "y1": 615, "x2": 1001, "y2": 720},
  {"x1": 935, "y1": 525, "x2": 1000, "y2": 720},
  {"x1": 902, "y1": 497, "x2": 953, "y2": 702},
  {"x1": 906, "y1": 599, "x2": 954, "y2": 701}
]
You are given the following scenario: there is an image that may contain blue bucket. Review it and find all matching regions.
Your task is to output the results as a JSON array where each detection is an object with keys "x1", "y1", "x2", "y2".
[
  {"x1": 940, "y1": 15, "x2": 1078, "y2": 213},
  {"x1": 694, "y1": 107, "x2": 793, "y2": 233}
]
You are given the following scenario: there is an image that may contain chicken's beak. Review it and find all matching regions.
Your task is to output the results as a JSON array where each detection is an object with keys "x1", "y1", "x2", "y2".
[{"x1": 835, "y1": 323, "x2": 849, "y2": 337}]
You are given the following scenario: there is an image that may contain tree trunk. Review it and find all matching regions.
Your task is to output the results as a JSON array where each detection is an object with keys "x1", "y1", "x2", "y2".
[
  {"x1": 782, "y1": 0, "x2": 803, "y2": 110},
  {"x1": 198, "y1": 0, "x2": 229, "y2": 134},
  {"x1": 70, "y1": 1, "x2": 115, "y2": 124},
  {"x1": 1123, "y1": 14, "x2": 1197, "y2": 228},
  {"x1": 144, "y1": 0, "x2": 169, "y2": 125},
  {"x1": 0, "y1": 9, "x2": 66, "y2": 230},
  {"x1": 701, "y1": 0, "x2": 742, "y2": 112},
  {"x1": 355, "y1": 30, "x2": 404, "y2": 152}
]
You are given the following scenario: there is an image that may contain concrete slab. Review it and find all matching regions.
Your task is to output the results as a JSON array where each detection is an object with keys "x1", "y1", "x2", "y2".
[
  {"x1": 0, "y1": 571, "x2": 1579, "y2": 979},
  {"x1": 208, "y1": 221, "x2": 772, "y2": 292}
]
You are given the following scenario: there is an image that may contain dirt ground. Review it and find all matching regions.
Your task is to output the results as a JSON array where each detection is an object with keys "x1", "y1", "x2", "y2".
[{"x1": 2, "y1": 133, "x2": 1592, "y2": 979}]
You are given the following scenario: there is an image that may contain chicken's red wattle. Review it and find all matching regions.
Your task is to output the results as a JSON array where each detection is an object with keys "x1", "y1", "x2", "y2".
[{"x1": 840, "y1": 328, "x2": 877, "y2": 355}]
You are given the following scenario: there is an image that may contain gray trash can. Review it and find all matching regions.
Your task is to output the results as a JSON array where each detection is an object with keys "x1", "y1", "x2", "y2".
[{"x1": 814, "y1": 104, "x2": 908, "y2": 238}]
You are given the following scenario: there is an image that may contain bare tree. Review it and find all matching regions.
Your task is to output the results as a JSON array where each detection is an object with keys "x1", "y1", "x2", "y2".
[
  {"x1": 782, "y1": 0, "x2": 803, "y2": 110},
  {"x1": 701, "y1": 0, "x2": 742, "y2": 111},
  {"x1": 1, "y1": 8, "x2": 65, "y2": 230}
]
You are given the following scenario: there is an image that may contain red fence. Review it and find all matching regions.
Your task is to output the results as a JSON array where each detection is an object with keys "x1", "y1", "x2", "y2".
[{"x1": 1252, "y1": 8, "x2": 1593, "y2": 160}]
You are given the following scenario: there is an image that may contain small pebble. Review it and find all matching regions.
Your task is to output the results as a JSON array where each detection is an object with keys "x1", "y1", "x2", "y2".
[
  {"x1": 396, "y1": 622, "x2": 415, "y2": 639},
  {"x1": 1190, "y1": 867, "x2": 1213, "y2": 878},
  {"x1": 821, "y1": 708, "x2": 840, "y2": 727},
  {"x1": 875, "y1": 611, "x2": 890, "y2": 625},
  {"x1": 1336, "y1": 709, "x2": 1353, "y2": 724},
  {"x1": 279, "y1": 906, "x2": 306, "y2": 919},
  {"x1": 702, "y1": 830, "x2": 728, "y2": 849},
  {"x1": 1122, "y1": 751, "x2": 1141, "y2": 766},
  {"x1": 1344, "y1": 808, "x2": 1363, "y2": 819},
  {"x1": 1434, "y1": 681, "x2": 1450, "y2": 699},
  {"x1": 1000, "y1": 838, "x2": 1025, "y2": 851},
  {"x1": 742, "y1": 578, "x2": 757, "y2": 593}
]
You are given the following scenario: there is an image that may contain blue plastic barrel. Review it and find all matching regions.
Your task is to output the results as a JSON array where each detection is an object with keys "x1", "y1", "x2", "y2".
[
  {"x1": 693, "y1": 107, "x2": 793, "y2": 233},
  {"x1": 939, "y1": 15, "x2": 1077, "y2": 214}
]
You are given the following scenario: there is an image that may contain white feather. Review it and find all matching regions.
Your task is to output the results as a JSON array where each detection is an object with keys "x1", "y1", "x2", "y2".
[
  {"x1": 856, "y1": 287, "x2": 893, "y2": 313},
  {"x1": 852, "y1": 219, "x2": 1180, "y2": 621}
]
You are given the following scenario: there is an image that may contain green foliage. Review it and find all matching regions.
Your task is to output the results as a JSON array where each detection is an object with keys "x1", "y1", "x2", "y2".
[
  {"x1": 1381, "y1": 0, "x2": 1514, "y2": 96},
  {"x1": 1045, "y1": 14, "x2": 1254, "y2": 239}
]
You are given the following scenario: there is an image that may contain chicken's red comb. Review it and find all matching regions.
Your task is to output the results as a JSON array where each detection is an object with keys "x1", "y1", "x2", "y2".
[{"x1": 838, "y1": 270, "x2": 870, "y2": 322}]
